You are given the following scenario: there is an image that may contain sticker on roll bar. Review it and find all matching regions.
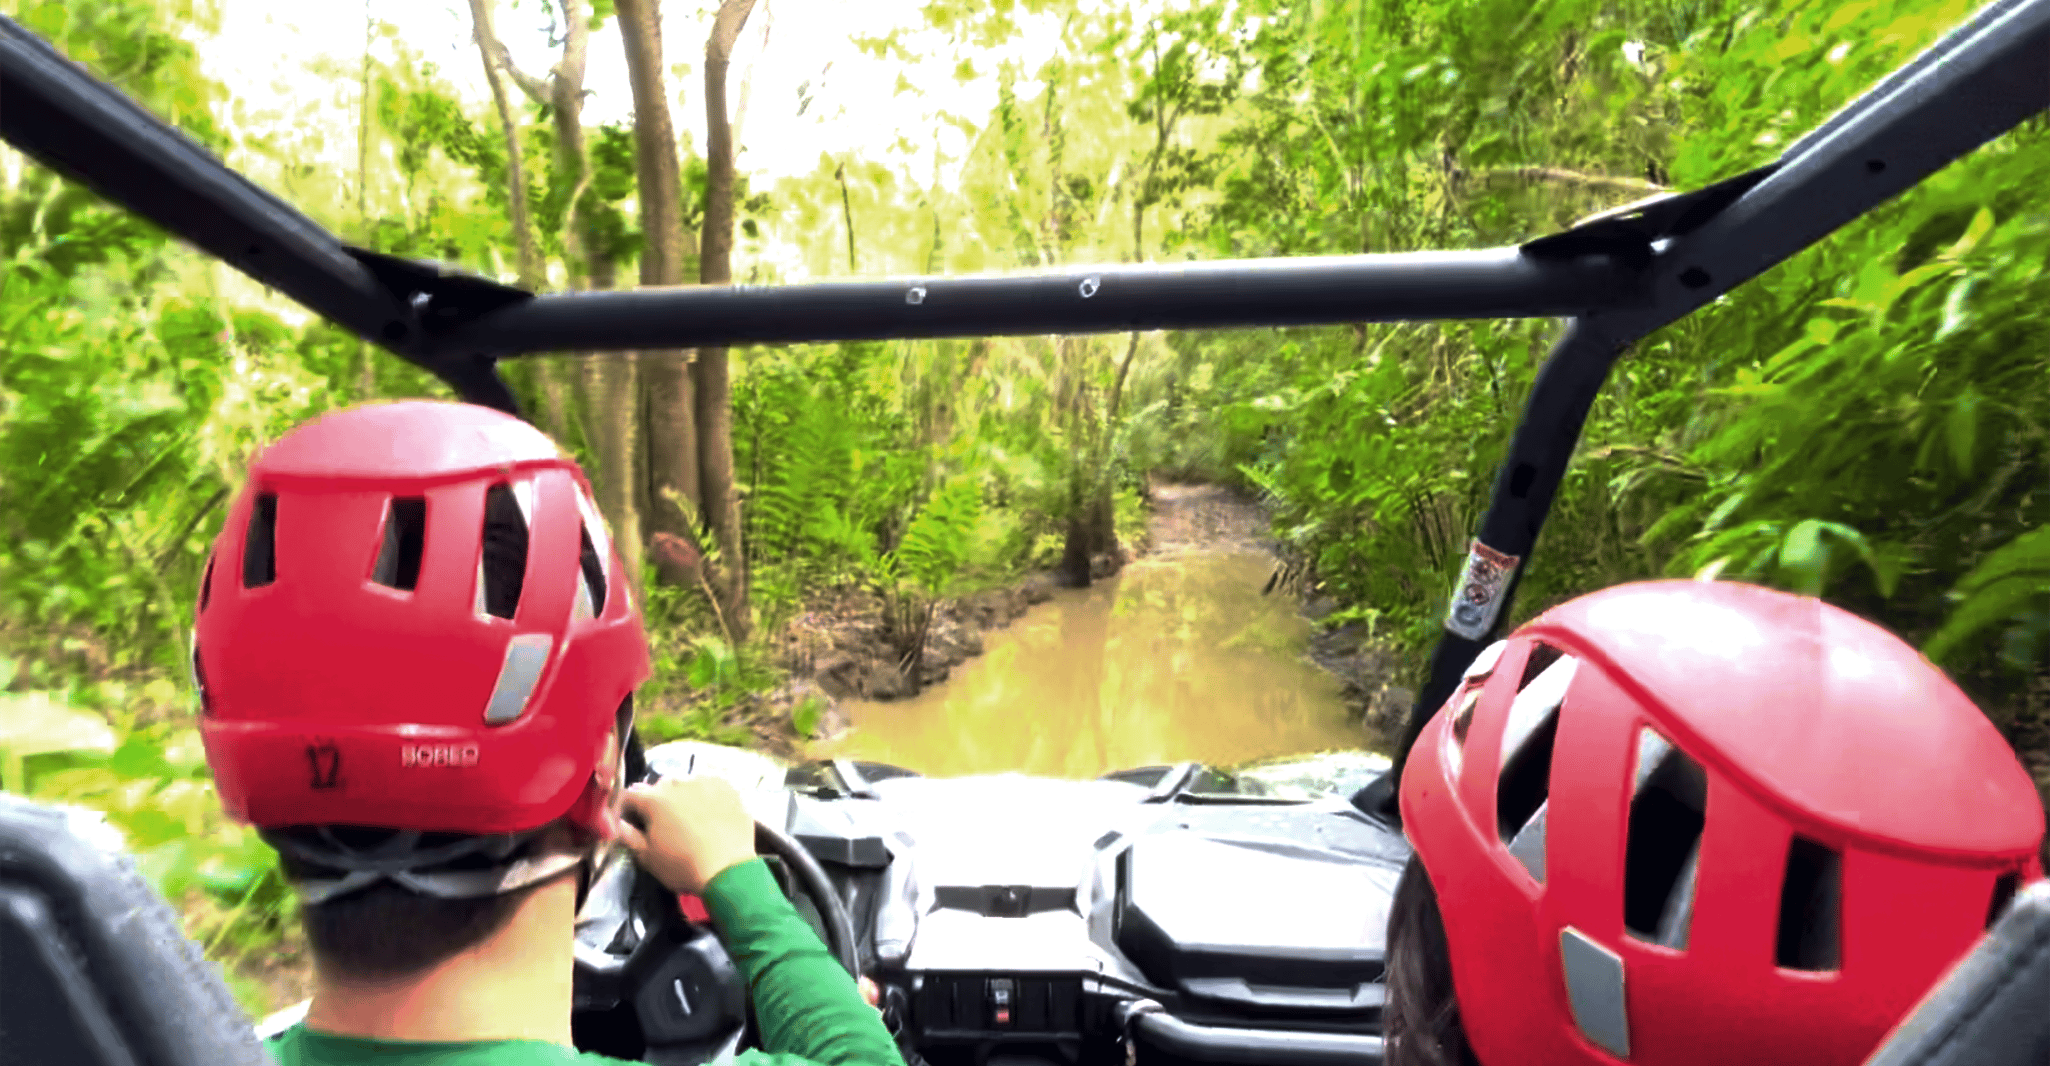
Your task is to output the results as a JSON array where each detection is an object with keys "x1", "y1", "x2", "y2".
[{"x1": 1447, "y1": 540, "x2": 1522, "y2": 642}]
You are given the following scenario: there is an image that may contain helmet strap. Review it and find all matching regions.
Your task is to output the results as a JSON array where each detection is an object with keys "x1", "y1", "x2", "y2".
[{"x1": 573, "y1": 850, "x2": 596, "y2": 912}]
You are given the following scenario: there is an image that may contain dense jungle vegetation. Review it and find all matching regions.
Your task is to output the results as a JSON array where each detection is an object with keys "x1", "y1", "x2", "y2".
[{"x1": 2, "y1": 0, "x2": 2047, "y2": 1016}]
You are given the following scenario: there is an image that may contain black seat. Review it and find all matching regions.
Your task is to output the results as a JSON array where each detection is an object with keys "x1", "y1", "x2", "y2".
[
  {"x1": 0, "y1": 793, "x2": 271, "y2": 1066},
  {"x1": 1863, "y1": 878, "x2": 2050, "y2": 1066}
]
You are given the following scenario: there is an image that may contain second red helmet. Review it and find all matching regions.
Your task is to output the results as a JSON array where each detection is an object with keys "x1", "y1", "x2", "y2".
[{"x1": 1400, "y1": 579, "x2": 2043, "y2": 1066}]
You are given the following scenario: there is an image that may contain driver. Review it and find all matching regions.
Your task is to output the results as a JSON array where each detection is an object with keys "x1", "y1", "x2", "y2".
[
  {"x1": 191, "y1": 400, "x2": 904, "y2": 1066},
  {"x1": 1383, "y1": 579, "x2": 2046, "y2": 1066}
]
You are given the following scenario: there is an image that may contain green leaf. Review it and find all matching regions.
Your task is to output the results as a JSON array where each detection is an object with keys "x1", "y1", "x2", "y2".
[
  {"x1": 1946, "y1": 206, "x2": 1996, "y2": 259},
  {"x1": 791, "y1": 696, "x2": 825, "y2": 738},
  {"x1": 1924, "y1": 525, "x2": 2050, "y2": 662},
  {"x1": 109, "y1": 735, "x2": 173, "y2": 779},
  {"x1": 686, "y1": 646, "x2": 719, "y2": 690},
  {"x1": 1935, "y1": 276, "x2": 1975, "y2": 341},
  {"x1": 1699, "y1": 490, "x2": 1751, "y2": 534},
  {"x1": 134, "y1": 838, "x2": 196, "y2": 900},
  {"x1": 1926, "y1": 573, "x2": 2049, "y2": 664},
  {"x1": 1946, "y1": 389, "x2": 1980, "y2": 478},
  {"x1": 1778, "y1": 519, "x2": 1830, "y2": 595},
  {"x1": 0, "y1": 693, "x2": 116, "y2": 763},
  {"x1": 1877, "y1": 261, "x2": 1957, "y2": 319}
]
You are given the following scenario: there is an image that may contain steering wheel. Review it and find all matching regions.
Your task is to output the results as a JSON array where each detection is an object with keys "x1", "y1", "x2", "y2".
[{"x1": 572, "y1": 739, "x2": 863, "y2": 1065}]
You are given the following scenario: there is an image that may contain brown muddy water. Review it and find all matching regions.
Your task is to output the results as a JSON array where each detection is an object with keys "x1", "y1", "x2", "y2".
[{"x1": 807, "y1": 549, "x2": 1364, "y2": 779}]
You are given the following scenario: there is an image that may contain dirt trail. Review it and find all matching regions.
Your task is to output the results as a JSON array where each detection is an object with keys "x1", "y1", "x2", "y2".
[{"x1": 1144, "y1": 482, "x2": 1276, "y2": 556}]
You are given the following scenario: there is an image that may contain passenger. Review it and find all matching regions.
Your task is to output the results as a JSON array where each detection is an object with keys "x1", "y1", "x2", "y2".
[
  {"x1": 1383, "y1": 580, "x2": 2044, "y2": 1066},
  {"x1": 192, "y1": 401, "x2": 902, "y2": 1066}
]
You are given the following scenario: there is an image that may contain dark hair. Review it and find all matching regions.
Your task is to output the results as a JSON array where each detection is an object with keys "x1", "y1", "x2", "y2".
[
  {"x1": 285, "y1": 866, "x2": 556, "y2": 984},
  {"x1": 1384, "y1": 856, "x2": 1482, "y2": 1066},
  {"x1": 277, "y1": 822, "x2": 587, "y2": 985}
]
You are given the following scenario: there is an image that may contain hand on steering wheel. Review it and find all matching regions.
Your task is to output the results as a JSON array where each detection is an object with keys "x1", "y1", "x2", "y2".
[
  {"x1": 614, "y1": 776, "x2": 861, "y2": 976},
  {"x1": 615, "y1": 777, "x2": 758, "y2": 896},
  {"x1": 576, "y1": 767, "x2": 865, "y2": 1064}
]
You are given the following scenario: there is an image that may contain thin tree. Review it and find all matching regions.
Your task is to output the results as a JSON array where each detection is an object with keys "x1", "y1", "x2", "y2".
[
  {"x1": 491, "y1": 0, "x2": 644, "y2": 586},
  {"x1": 696, "y1": 0, "x2": 759, "y2": 638},
  {"x1": 467, "y1": 0, "x2": 571, "y2": 440},
  {"x1": 615, "y1": 0, "x2": 704, "y2": 597},
  {"x1": 356, "y1": 1, "x2": 376, "y2": 398}
]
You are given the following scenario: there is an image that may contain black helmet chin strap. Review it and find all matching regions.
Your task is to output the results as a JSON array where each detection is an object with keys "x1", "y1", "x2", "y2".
[{"x1": 265, "y1": 825, "x2": 591, "y2": 906}]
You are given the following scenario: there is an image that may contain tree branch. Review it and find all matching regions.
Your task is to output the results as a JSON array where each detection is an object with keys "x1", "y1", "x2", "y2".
[
  {"x1": 495, "y1": 42, "x2": 553, "y2": 104},
  {"x1": 1471, "y1": 166, "x2": 1667, "y2": 194}
]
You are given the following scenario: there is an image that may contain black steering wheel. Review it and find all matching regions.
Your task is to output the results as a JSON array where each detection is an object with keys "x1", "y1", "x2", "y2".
[{"x1": 572, "y1": 736, "x2": 863, "y2": 1065}]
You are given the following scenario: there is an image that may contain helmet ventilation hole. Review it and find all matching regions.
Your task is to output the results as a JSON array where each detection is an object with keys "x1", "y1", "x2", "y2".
[
  {"x1": 371, "y1": 498, "x2": 427, "y2": 590},
  {"x1": 199, "y1": 554, "x2": 216, "y2": 611},
  {"x1": 1463, "y1": 639, "x2": 1508, "y2": 683},
  {"x1": 1988, "y1": 870, "x2": 2021, "y2": 929},
  {"x1": 1623, "y1": 727, "x2": 1707, "y2": 948},
  {"x1": 1451, "y1": 686, "x2": 1482, "y2": 744},
  {"x1": 1776, "y1": 836, "x2": 1843, "y2": 971},
  {"x1": 1519, "y1": 641, "x2": 1565, "y2": 689},
  {"x1": 577, "y1": 522, "x2": 608, "y2": 617},
  {"x1": 1496, "y1": 645, "x2": 1573, "y2": 854},
  {"x1": 190, "y1": 639, "x2": 212, "y2": 716},
  {"x1": 242, "y1": 493, "x2": 278, "y2": 588},
  {"x1": 477, "y1": 484, "x2": 530, "y2": 620}
]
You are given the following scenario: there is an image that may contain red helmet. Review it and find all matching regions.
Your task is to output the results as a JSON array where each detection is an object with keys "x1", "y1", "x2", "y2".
[
  {"x1": 194, "y1": 401, "x2": 650, "y2": 850},
  {"x1": 1400, "y1": 579, "x2": 2043, "y2": 1066}
]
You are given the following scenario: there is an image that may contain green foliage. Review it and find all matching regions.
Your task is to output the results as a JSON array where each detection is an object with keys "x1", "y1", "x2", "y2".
[
  {"x1": 635, "y1": 632, "x2": 772, "y2": 747},
  {"x1": 1645, "y1": 155, "x2": 2050, "y2": 679},
  {"x1": 1148, "y1": 0, "x2": 2050, "y2": 719},
  {"x1": 881, "y1": 475, "x2": 984, "y2": 598}
]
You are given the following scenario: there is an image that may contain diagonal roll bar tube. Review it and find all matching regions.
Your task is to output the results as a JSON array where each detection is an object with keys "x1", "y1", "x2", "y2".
[
  {"x1": 0, "y1": 19, "x2": 412, "y2": 348},
  {"x1": 0, "y1": 20, "x2": 532, "y2": 419}
]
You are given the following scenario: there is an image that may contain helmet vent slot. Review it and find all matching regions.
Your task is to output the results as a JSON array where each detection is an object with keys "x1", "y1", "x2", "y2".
[
  {"x1": 1775, "y1": 835, "x2": 1843, "y2": 971},
  {"x1": 199, "y1": 554, "x2": 216, "y2": 611},
  {"x1": 242, "y1": 493, "x2": 278, "y2": 588},
  {"x1": 371, "y1": 498, "x2": 428, "y2": 590},
  {"x1": 190, "y1": 639, "x2": 212, "y2": 716},
  {"x1": 1988, "y1": 870, "x2": 2021, "y2": 930},
  {"x1": 1495, "y1": 714, "x2": 1559, "y2": 852},
  {"x1": 1496, "y1": 646, "x2": 1575, "y2": 853},
  {"x1": 1450, "y1": 686, "x2": 1482, "y2": 744},
  {"x1": 1496, "y1": 651, "x2": 1571, "y2": 849},
  {"x1": 1623, "y1": 727, "x2": 1706, "y2": 948},
  {"x1": 577, "y1": 522, "x2": 608, "y2": 617},
  {"x1": 1519, "y1": 641, "x2": 1565, "y2": 690},
  {"x1": 478, "y1": 484, "x2": 530, "y2": 620}
]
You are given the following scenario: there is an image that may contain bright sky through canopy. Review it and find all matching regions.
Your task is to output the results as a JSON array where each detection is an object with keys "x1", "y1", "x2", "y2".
[{"x1": 196, "y1": 0, "x2": 1065, "y2": 191}]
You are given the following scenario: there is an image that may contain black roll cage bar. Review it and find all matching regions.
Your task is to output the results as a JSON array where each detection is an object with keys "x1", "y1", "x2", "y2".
[{"x1": 2, "y1": 0, "x2": 2046, "y2": 811}]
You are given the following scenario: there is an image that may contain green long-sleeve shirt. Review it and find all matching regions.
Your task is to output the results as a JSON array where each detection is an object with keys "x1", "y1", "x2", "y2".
[{"x1": 266, "y1": 858, "x2": 904, "y2": 1066}]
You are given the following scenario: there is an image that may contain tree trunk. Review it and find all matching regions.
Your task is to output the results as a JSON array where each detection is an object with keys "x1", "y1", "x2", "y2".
[
  {"x1": 467, "y1": 0, "x2": 570, "y2": 438},
  {"x1": 833, "y1": 160, "x2": 857, "y2": 273},
  {"x1": 494, "y1": 0, "x2": 646, "y2": 588},
  {"x1": 616, "y1": 0, "x2": 702, "y2": 586},
  {"x1": 695, "y1": 0, "x2": 757, "y2": 640},
  {"x1": 356, "y1": 1, "x2": 376, "y2": 400}
]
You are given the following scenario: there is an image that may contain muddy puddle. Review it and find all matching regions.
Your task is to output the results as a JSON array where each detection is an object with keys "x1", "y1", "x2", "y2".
[{"x1": 807, "y1": 548, "x2": 1367, "y2": 779}]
